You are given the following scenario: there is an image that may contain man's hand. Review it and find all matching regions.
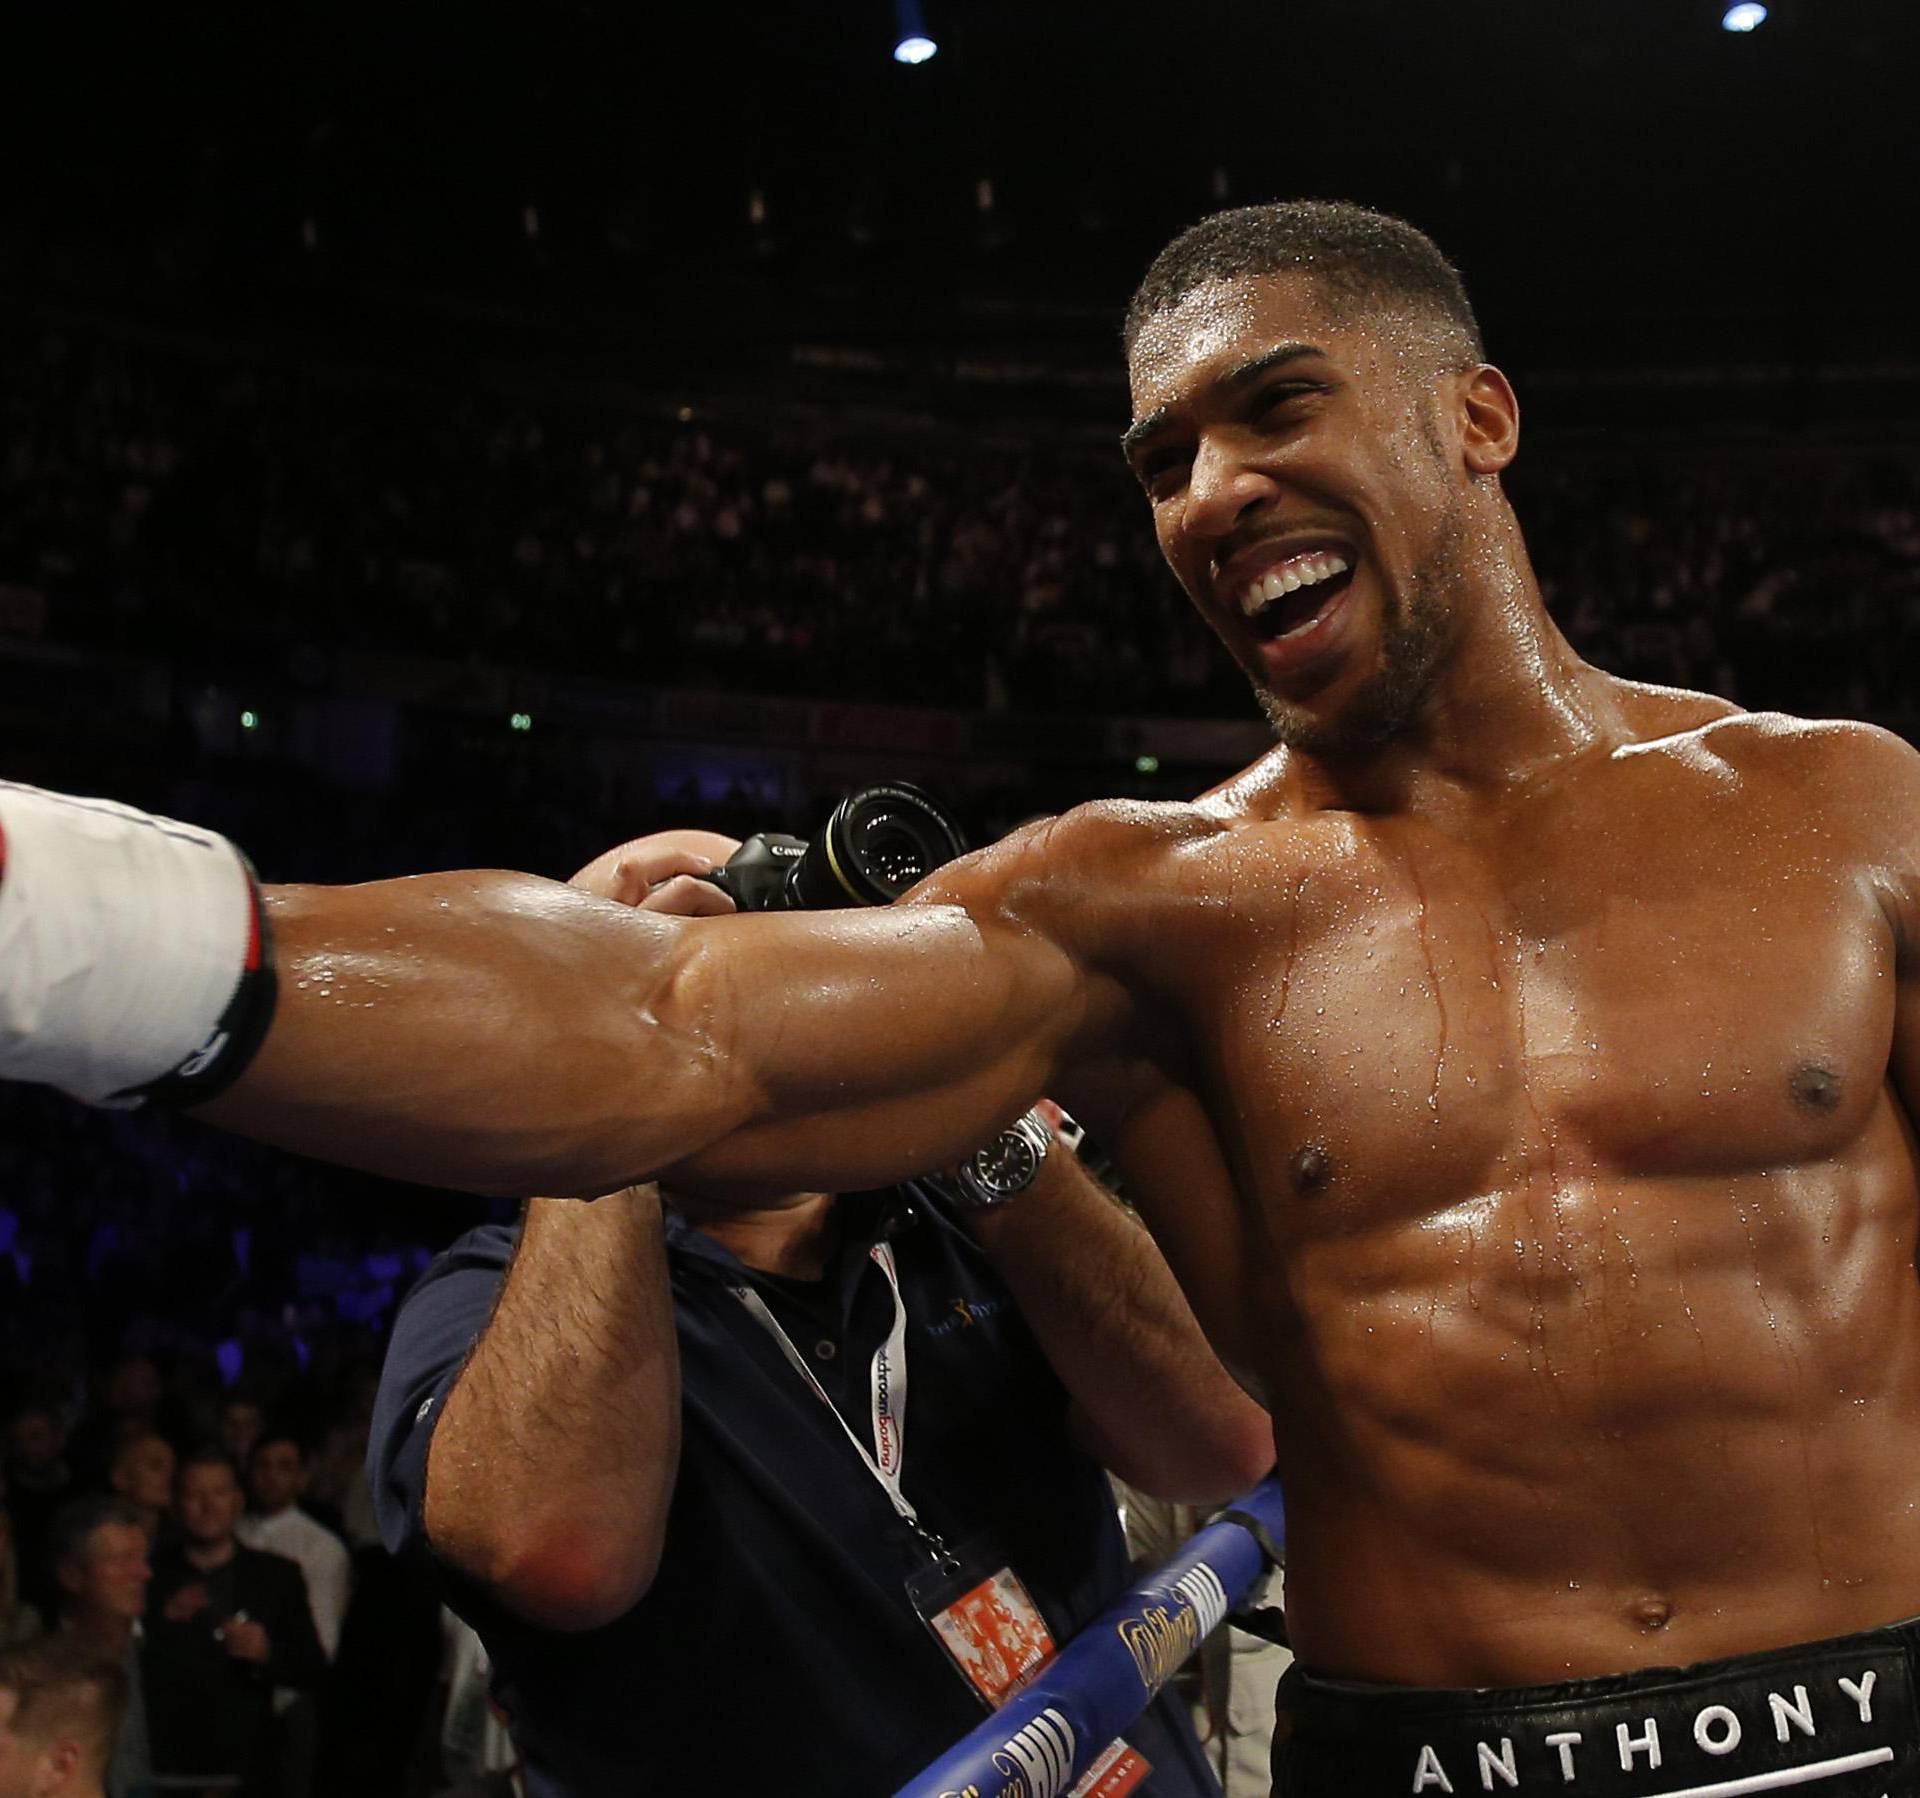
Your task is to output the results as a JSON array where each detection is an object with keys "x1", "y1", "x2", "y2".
[
  {"x1": 164, "y1": 1582, "x2": 210, "y2": 1622},
  {"x1": 218, "y1": 1615, "x2": 272, "y2": 1663},
  {"x1": 569, "y1": 828, "x2": 742, "y2": 916}
]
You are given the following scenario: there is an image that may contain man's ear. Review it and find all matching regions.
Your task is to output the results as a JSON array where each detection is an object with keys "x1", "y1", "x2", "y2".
[
  {"x1": 41, "y1": 1734, "x2": 81, "y2": 1792},
  {"x1": 1457, "y1": 363, "x2": 1520, "y2": 476}
]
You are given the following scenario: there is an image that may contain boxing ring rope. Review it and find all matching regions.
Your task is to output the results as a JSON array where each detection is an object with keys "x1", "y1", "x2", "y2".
[{"x1": 895, "y1": 1477, "x2": 1287, "y2": 1798}]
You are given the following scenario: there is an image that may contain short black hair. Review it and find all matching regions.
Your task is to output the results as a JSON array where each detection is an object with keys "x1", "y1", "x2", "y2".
[
  {"x1": 1125, "y1": 199, "x2": 1484, "y2": 367},
  {"x1": 248, "y1": 1428, "x2": 308, "y2": 1466},
  {"x1": 47, "y1": 1494, "x2": 146, "y2": 1572},
  {"x1": 176, "y1": 1443, "x2": 242, "y2": 1484}
]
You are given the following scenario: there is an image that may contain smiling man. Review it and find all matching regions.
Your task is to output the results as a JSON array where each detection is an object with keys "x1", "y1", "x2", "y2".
[{"x1": 8, "y1": 201, "x2": 1920, "y2": 1795}]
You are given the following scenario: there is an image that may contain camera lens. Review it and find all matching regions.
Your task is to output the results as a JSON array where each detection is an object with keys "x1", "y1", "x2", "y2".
[{"x1": 789, "y1": 784, "x2": 967, "y2": 908}]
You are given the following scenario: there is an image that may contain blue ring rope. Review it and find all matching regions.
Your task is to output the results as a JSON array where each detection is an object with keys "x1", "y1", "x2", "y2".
[{"x1": 894, "y1": 1476, "x2": 1286, "y2": 1798}]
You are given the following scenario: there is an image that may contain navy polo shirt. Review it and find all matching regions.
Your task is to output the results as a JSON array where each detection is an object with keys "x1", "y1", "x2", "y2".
[{"x1": 371, "y1": 1188, "x2": 1220, "y2": 1798}]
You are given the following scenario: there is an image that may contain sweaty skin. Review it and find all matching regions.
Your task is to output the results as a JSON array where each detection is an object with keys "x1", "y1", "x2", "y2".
[{"x1": 196, "y1": 269, "x2": 1920, "y2": 1687}]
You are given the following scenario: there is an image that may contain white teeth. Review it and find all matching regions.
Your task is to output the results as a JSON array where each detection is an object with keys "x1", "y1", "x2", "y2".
[{"x1": 1238, "y1": 552, "x2": 1351, "y2": 618}]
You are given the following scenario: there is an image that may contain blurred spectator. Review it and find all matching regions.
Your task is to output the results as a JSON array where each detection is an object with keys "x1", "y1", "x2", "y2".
[
  {"x1": 0, "y1": 1513, "x2": 39, "y2": 1650},
  {"x1": 143, "y1": 1451, "x2": 324, "y2": 1797},
  {"x1": 430, "y1": 1614, "x2": 519, "y2": 1798},
  {"x1": 4, "y1": 1409, "x2": 74, "y2": 1622},
  {"x1": 6, "y1": 320, "x2": 1914, "y2": 731},
  {"x1": 0, "y1": 1633, "x2": 128, "y2": 1798},
  {"x1": 237, "y1": 1436, "x2": 348, "y2": 1662},
  {"x1": 105, "y1": 1438, "x2": 175, "y2": 1553},
  {"x1": 217, "y1": 1401, "x2": 265, "y2": 1476},
  {"x1": 47, "y1": 1497, "x2": 151, "y2": 1798}
]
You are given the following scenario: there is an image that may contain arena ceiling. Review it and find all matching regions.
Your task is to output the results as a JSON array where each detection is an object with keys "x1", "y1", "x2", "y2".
[{"x1": 5, "y1": 0, "x2": 1916, "y2": 392}]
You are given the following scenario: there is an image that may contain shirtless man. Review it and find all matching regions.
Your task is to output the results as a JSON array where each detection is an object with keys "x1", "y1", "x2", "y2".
[{"x1": 5, "y1": 201, "x2": 1920, "y2": 1793}]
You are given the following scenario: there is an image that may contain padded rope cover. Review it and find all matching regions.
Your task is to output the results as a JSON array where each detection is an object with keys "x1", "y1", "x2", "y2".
[{"x1": 895, "y1": 1477, "x2": 1287, "y2": 1798}]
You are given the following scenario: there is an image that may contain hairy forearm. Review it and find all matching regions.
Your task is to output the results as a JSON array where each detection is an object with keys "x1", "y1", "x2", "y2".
[
  {"x1": 965, "y1": 1152, "x2": 1273, "y2": 1505},
  {"x1": 200, "y1": 873, "x2": 749, "y2": 1197},
  {"x1": 425, "y1": 1189, "x2": 681, "y2": 1629}
]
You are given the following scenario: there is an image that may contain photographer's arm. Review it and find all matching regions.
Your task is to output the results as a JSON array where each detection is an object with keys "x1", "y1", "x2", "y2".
[
  {"x1": 423, "y1": 1188, "x2": 681, "y2": 1630},
  {"x1": 964, "y1": 1138, "x2": 1274, "y2": 1505}
]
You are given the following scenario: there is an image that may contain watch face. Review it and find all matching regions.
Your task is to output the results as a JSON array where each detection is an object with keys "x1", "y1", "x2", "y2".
[{"x1": 971, "y1": 1129, "x2": 1042, "y2": 1196}]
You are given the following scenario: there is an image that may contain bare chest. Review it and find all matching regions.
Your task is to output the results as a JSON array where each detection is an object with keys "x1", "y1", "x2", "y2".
[{"x1": 1152, "y1": 796, "x2": 1898, "y2": 1217}]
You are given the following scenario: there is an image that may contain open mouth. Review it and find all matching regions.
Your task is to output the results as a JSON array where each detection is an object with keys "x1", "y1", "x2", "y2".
[{"x1": 1242, "y1": 557, "x2": 1356, "y2": 644}]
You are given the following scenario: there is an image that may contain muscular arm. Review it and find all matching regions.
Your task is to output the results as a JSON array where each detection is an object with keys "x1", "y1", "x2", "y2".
[
  {"x1": 198, "y1": 840, "x2": 1116, "y2": 1199},
  {"x1": 963, "y1": 1143, "x2": 1273, "y2": 1504},
  {"x1": 423, "y1": 1188, "x2": 680, "y2": 1631}
]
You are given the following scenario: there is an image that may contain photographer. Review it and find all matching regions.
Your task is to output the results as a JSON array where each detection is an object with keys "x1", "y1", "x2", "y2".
[{"x1": 370, "y1": 825, "x2": 1273, "y2": 1798}]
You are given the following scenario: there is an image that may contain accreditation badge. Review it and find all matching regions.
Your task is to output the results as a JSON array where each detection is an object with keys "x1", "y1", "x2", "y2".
[{"x1": 906, "y1": 1540, "x2": 1153, "y2": 1797}]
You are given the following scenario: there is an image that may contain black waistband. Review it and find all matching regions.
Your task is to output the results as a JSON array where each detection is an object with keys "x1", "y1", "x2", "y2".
[{"x1": 1274, "y1": 1616, "x2": 1920, "y2": 1797}]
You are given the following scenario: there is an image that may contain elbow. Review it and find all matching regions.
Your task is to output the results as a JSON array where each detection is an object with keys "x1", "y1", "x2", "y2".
[
  {"x1": 1118, "y1": 1420, "x2": 1276, "y2": 1510},
  {"x1": 1185, "y1": 1413, "x2": 1278, "y2": 1506},
  {"x1": 433, "y1": 1513, "x2": 664, "y2": 1634}
]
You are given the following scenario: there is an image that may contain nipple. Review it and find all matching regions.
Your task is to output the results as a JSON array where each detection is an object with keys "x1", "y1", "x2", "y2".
[
  {"x1": 1789, "y1": 1063, "x2": 1842, "y2": 1114},
  {"x1": 1290, "y1": 1144, "x2": 1333, "y2": 1194}
]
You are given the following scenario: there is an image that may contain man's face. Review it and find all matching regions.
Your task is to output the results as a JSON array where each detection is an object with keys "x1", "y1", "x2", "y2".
[
  {"x1": 247, "y1": 1442, "x2": 305, "y2": 1516},
  {"x1": 105, "y1": 1358, "x2": 161, "y2": 1417},
  {"x1": 1124, "y1": 272, "x2": 1479, "y2": 755},
  {"x1": 218, "y1": 1403, "x2": 262, "y2": 1464},
  {"x1": 61, "y1": 1523, "x2": 150, "y2": 1626},
  {"x1": 110, "y1": 1436, "x2": 174, "y2": 1513},
  {"x1": 176, "y1": 1463, "x2": 244, "y2": 1550}
]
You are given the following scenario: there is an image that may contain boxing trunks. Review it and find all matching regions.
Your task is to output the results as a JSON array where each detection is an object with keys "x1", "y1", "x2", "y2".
[{"x1": 1272, "y1": 1617, "x2": 1920, "y2": 1796}]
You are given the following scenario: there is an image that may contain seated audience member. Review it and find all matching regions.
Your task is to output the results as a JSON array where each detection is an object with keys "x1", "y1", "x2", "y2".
[
  {"x1": 48, "y1": 1498, "x2": 150, "y2": 1798},
  {"x1": 0, "y1": 1634, "x2": 128, "y2": 1798},
  {"x1": 67, "y1": 1361, "x2": 167, "y2": 1493},
  {"x1": 4, "y1": 1409, "x2": 73, "y2": 1621},
  {"x1": 105, "y1": 1438, "x2": 175, "y2": 1553},
  {"x1": 237, "y1": 1436, "x2": 349, "y2": 1664},
  {"x1": 142, "y1": 1451, "x2": 325, "y2": 1796},
  {"x1": 0, "y1": 1513, "x2": 39, "y2": 1650},
  {"x1": 217, "y1": 1401, "x2": 266, "y2": 1477}
]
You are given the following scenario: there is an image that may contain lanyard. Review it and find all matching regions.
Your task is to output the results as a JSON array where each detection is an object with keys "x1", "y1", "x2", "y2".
[{"x1": 733, "y1": 1240, "x2": 957, "y2": 1568}]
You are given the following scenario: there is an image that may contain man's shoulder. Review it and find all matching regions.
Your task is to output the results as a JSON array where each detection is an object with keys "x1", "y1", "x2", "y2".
[
  {"x1": 261, "y1": 1507, "x2": 350, "y2": 1562},
  {"x1": 235, "y1": 1539, "x2": 307, "y2": 1581},
  {"x1": 1656, "y1": 709, "x2": 1919, "y2": 801},
  {"x1": 975, "y1": 796, "x2": 1229, "y2": 886}
]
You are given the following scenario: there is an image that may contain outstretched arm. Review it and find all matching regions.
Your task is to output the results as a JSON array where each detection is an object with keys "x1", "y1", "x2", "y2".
[{"x1": 0, "y1": 782, "x2": 1122, "y2": 1200}]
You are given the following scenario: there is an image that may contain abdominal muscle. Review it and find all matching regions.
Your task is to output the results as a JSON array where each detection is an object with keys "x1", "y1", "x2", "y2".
[{"x1": 1259, "y1": 1145, "x2": 1920, "y2": 1688}]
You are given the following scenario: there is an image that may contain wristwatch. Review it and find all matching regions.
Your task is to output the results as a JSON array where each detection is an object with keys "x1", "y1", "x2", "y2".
[{"x1": 944, "y1": 1110, "x2": 1055, "y2": 1211}]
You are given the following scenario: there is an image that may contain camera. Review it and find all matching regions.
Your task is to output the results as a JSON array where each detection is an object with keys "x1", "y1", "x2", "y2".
[{"x1": 704, "y1": 783, "x2": 968, "y2": 912}]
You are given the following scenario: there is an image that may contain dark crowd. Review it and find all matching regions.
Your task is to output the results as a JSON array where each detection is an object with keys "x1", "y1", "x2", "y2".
[
  {"x1": 4, "y1": 311, "x2": 1920, "y2": 1798},
  {"x1": 2, "y1": 320, "x2": 1919, "y2": 733},
  {"x1": 1, "y1": 1080, "x2": 508, "y2": 1798}
]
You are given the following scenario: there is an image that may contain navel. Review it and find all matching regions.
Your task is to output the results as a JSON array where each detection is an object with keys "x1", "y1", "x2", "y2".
[
  {"x1": 1628, "y1": 1595, "x2": 1674, "y2": 1634},
  {"x1": 1789, "y1": 1062, "x2": 1843, "y2": 1114},
  {"x1": 1290, "y1": 1143, "x2": 1333, "y2": 1194}
]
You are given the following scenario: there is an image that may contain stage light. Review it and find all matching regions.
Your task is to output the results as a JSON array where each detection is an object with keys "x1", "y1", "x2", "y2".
[
  {"x1": 240, "y1": 710, "x2": 259, "y2": 731},
  {"x1": 1722, "y1": 3, "x2": 1767, "y2": 31},
  {"x1": 894, "y1": 0, "x2": 937, "y2": 63},
  {"x1": 509, "y1": 712, "x2": 532, "y2": 732},
  {"x1": 1135, "y1": 754, "x2": 1160, "y2": 775}
]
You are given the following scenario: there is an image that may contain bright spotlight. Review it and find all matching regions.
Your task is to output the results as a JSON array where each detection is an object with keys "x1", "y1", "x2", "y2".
[
  {"x1": 893, "y1": 0, "x2": 937, "y2": 63},
  {"x1": 1722, "y1": 3, "x2": 1767, "y2": 30}
]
